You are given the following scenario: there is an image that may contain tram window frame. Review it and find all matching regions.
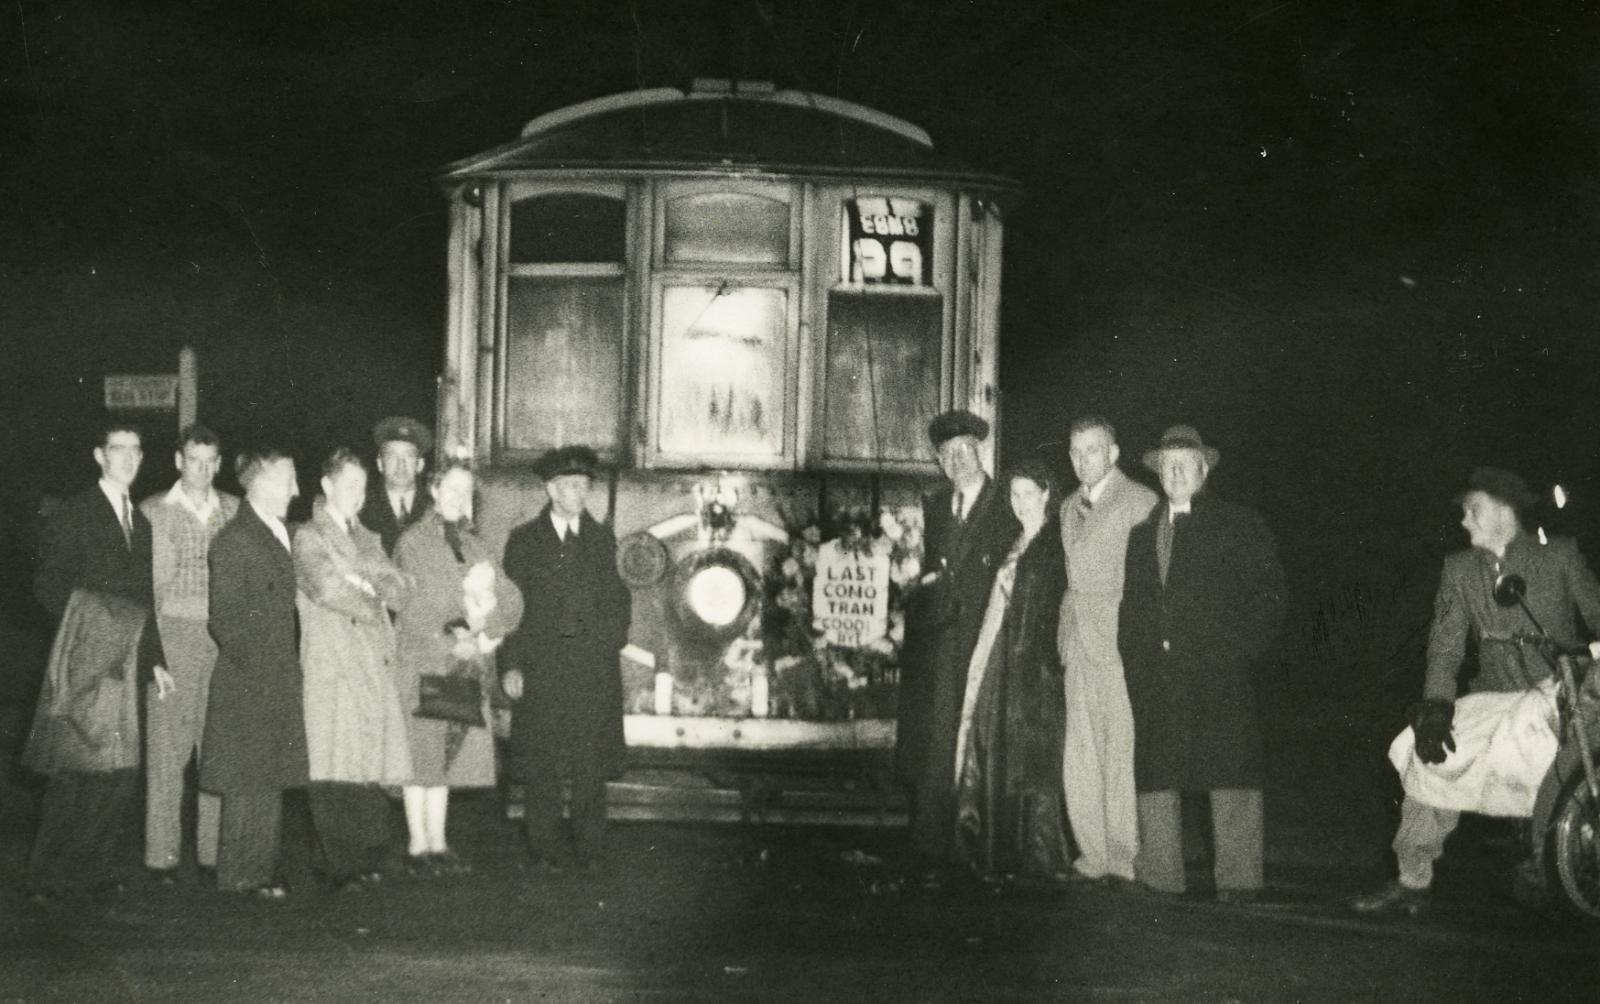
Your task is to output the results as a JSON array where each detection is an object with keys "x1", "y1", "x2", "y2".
[
  {"x1": 494, "y1": 181, "x2": 635, "y2": 464},
  {"x1": 811, "y1": 187, "x2": 958, "y2": 474},
  {"x1": 642, "y1": 180, "x2": 804, "y2": 471}
]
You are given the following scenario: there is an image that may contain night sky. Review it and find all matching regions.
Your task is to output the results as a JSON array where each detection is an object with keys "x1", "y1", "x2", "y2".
[{"x1": 3, "y1": 0, "x2": 1599, "y2": 655}]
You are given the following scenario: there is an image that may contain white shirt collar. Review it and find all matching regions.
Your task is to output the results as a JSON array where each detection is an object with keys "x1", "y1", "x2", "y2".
[
  {"x1": 1084, "y1": 473, "x2": 1112, "y2": 505},
  {"x1": 388, "y1": 488, "x2": 415, "y2": 519},
  {"x1": 1168, "y1": 500, "x2": 1192, "y2": 519},
  {"x1": 165, "y1": 480, "x2": 218, "y2": 522},
  {"x1": 250, "y1": 500, "x2": 292, "y2": 551},
  {"x1": 550, "y1": 510, "x2": 581, "y2": 538},
  {"x1": 99, "y1": 478, "x2": 132, "y2": 514}
]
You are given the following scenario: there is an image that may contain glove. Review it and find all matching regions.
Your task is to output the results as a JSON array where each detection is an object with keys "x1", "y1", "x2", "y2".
[{"x1": 1410, "y1": 699, "x2": 1456, "y2": 765}]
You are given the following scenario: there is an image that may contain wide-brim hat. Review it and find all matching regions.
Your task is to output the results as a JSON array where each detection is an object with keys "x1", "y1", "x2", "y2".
[
  {"x1": 371, "y1": 415, "x2": 434, "y2": 456},
  {"x1": 1455, "y1": 466, "x2": 1538, "y2": 511},
  {"x1": 927, "y1": 409, "x2": 990, "y2": 448},
  {"x1": 1142, "y1": 424, "x2": 1221, "y2": 473},
  {"x1": 537, "y1": 445, "x2": 603, "y2": 481}
]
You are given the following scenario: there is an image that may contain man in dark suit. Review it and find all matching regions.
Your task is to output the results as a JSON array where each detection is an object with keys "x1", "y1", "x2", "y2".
[
  {"x1": 898, "y1": 409, "x2": 1020, "y2": 870},
  {"x1": 501, "y1": 446, "x2": 631, "y2": 872},
  {"x1": 362, "y1": 415, "x2": 433, "y2": 555},
  {"x1": 201, "y1": 448, "x2": 311, "y2": 897},
  {"x1": 23, "y1": 422, "x2": 168, "y2": 901},
  {"x1": 1119, "y1": 425, "x2": 1284, "y2": 900},
  {"x1": 1353, "y1": 467, "x2": 1600, "y2": 916}
]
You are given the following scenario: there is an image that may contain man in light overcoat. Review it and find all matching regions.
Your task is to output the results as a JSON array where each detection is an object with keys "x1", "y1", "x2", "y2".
[{"x1": 1057, "y1": 416, "x2": 1157, "y2": 883}]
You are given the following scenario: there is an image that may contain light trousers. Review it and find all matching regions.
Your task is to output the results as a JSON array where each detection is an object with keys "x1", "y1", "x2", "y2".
[
  {"x1": 1392, "y1": 795, "x2": 1460, "y2": 890},
  {"x1": 145, "y1": 615, "x2": 221, "y2": 869},
  {"x1": 1135, "y1": 788, "x2": 1263, "y2": 894},
  {"x1": 1061, "y1": 649, "x2": 1139, "y2": 880}
]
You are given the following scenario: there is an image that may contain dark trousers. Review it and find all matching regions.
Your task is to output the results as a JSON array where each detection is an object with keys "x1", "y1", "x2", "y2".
[
  {"x1": 28, "y1": 768, "x2": 139, "y2": 894},
  {"x1": 307, "y1": 782, "x2": 391, "y2": 879},
  {"x1": 217, "y1": 789, "x2": 287, "y2": 891},
  {"x1": 524, "y1": 765, "x2": 607, "y2": 864}
]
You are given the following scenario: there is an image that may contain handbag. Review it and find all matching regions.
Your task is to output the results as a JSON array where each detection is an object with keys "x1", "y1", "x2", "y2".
[{"x1": 415, "y1": 671, "x2": 486, "y2": 727}]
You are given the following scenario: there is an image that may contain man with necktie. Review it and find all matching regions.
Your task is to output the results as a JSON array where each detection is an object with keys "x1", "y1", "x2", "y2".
[
  {"x1": 24, "y1": 422, "x2": 168, "y2": 902},
  {"x1": 1118, "y1": 425, "x2": 1285, "y2": 899},
  {"x1": 897, "y1": 409, "x2": 1020, "y2": 876},
  {"x1": 1057, "y1": 416, "x2": 1157, "y2": 884},
  {"x1": 363, "y1": 416, "x2": 434, "y2": 556},
  {"x1": 501, "y1": 446, "x2": 631, "y2": 872}
]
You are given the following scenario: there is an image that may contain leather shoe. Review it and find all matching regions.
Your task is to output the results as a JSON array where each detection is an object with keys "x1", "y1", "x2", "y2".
[{"x1": 1349, "y1": 880, "x2": 1429, "y2": 917}]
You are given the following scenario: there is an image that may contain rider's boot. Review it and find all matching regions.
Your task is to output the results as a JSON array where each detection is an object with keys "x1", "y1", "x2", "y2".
[{"x1": 1349, "y1": 879, "x2": 1430, "y2": 917}]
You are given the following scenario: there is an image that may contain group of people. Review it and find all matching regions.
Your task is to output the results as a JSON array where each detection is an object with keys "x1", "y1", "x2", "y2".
[
  {"x1": 24, "y1": 402, "x2": 1600, "y2": 914},
  {"x1": 22, "y1": 416, "x2": 628, "y2": 901},
  {"x1": 897, "y1": 411, "x2": 1285, "y2": 900},
  {"x1": 900, "y1": 406, "x2": 1600, "y2": 912}
]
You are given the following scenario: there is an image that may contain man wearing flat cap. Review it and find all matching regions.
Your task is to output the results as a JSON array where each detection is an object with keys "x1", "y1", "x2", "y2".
[
  {"x1": 501, "y1": 446, "x2": 631, "y2": 872},
  {"x1": 898, "y1": 408, "x2": 1019, "y2": 872},
  {"x1": 363, "y1": 416, "x2": 434, "y2": 556},
  {"x1": 1353, "y1": 467, "x2": 1600, "y2": 916},
  {"x1": 1118, "y1": 425, "x2": 1285, "y2": 899}
]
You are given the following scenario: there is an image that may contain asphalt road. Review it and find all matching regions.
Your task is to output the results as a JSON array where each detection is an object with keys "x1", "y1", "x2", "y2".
[{"x1": 1, "y1": 788, "x2": 1595, "y2": 1004}]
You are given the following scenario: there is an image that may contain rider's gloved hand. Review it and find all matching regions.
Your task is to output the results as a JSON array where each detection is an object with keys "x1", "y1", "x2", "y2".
[{"x1": 1410, "y1": 699, "x2": 1456, "y2": 765}]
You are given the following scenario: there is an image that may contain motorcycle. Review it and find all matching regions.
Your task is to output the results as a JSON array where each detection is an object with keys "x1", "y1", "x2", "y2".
[{"x1": 1491, "y1": 573, "x2": 1600, "y2": 919}]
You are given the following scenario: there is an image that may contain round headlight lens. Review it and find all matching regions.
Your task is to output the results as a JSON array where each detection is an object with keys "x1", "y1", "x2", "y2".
[{"x1": 686, "y1": 565, "x2": 747, "y2": 627}]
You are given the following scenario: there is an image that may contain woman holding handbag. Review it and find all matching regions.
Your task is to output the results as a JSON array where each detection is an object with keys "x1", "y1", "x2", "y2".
[{"x1": 393, "y1": 457, "x2": 524, "y2": 875}]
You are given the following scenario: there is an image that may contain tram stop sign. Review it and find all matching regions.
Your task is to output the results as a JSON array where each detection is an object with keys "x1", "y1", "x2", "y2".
[{"x1": 104, "y1": 373, "x2": 179, "y2": 411}]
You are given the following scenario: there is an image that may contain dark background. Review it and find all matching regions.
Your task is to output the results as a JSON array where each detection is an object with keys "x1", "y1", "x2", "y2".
[{"x1": 2, "y1": 0, "x2": 1598, "y2": 690}]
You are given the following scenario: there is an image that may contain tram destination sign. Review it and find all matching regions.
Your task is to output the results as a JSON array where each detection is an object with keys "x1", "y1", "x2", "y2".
[
  {"x1": 812, "y1": 540, "x2": 891, "y2": 649},
  {"x1": 104, "y1": 373, "x2": 179, "y2": 411},
  {"x1": 846, "y1": 196, "x2": 932, "y2": 287}
]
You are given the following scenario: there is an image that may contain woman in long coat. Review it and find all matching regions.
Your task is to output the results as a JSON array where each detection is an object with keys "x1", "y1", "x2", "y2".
[
  {"x1": 393, "y1": 459, "x2": 524, "y2": 873},
  {"x1": 952, "y1": 461, "x2": 1072, "y2": 880},
  {"x1": 294, "y1": 448, "x2": 414, "y2": 885}
]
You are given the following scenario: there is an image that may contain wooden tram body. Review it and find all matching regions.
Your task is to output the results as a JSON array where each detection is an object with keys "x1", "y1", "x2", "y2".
[{"x1": 434, "y1": 80, "x2": 1018, "y2": 823}]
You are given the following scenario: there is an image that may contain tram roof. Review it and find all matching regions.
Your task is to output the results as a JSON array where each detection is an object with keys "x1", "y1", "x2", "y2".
[{"x1": 439, "y1": 80, "x2": 1019, "y2": 192}]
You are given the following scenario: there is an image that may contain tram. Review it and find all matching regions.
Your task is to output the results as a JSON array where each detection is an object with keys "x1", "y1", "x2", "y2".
[{"x1": 434, "y1": 79, "x2": 1018, "y2": 823}]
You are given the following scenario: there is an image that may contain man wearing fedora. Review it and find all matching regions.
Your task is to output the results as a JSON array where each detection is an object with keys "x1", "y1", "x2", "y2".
[
  {"x1": 1118, "y1": 425, "x2": 1284, "y2": 899},
  {"x1": 1057, "y1": 416, "x2": 1158, "y2": 884},
  {"x1": 363, "y1": 416, "x2": 434, "y2": 556},
  {"x1": 501, "y1": 446, "x2": 631, "y2": 872},
  {"x1": 1353, "y1": 467, "x2": 1600, "y2": 916},
  {"x1": 897, "y1": 408, "x2": 1020, "y2": 873}
]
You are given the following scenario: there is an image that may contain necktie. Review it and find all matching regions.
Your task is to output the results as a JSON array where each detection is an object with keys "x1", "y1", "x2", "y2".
[
  {"x1": 1157, "y1": 511, "x2": 1176, "y2": 584},
  {"x1": 398, "y1": 495, "x2": 410, "y2": 522},
  {"x1": 120, "y1": 495, "x2": 134, "y2": 549},
  {"x1": 953, "y1": 491, "x2": 966, "y2": 522},
  {"x1": 443, "y1": 519, "x2": 467, "y2": 563}
]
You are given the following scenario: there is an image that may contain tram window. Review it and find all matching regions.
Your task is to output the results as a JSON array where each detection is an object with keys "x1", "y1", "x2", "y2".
[
  {"x1": 823, "y1": 291, "x2": 943, "y2": 463},
  {"x1": 508, "y1": 193, "x2": 625, "y2": 264},
  {"x1": 664, "y1": 192, "x2": 790, "y2": 266},
  {"x1": 502, "y1": 277, "x2": 624, "y2": 453},
  {"x1": 658, "y1": 284, "x2": 788, "y2": 458}
]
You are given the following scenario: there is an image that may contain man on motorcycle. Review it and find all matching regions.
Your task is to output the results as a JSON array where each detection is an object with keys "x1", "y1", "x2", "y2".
[{"x1": 1353, "y1": 467, "x2": 1600, "y2": 916}]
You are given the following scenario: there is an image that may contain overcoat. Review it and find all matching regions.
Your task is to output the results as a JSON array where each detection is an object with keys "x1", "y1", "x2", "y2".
[
  {"x1": 33, "y1": 485, "x2": 165, "y2": 673},
  {"x1": 201, "y1": 504, "x2": 309, "y2": 795},
  {"x1": 953, "y1": 524, "x2": 1071, "y2": 875},
  {"x1": 502, "y1": 507, "x2": 631, "y2": 779},
  {"x1": 393, "y1": 512, "x2": 525, "y2": 787},
  {"x1": 1119, "y1": 492, "x2": 1285, "y2": 792},
  {"x1": 294, "y1": 502, "x2": 414, "y2": 785},
  {"x1": 1423, "y1": 533, "x2": 1600, "y2": 699},
  {"x1": 897, "y1": 476, "x2": 1021, "y2": 785}
]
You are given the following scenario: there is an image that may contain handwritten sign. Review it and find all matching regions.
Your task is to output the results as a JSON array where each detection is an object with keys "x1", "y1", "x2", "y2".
[{"x1": 812, "y1": 540, "x2": 890, "y2": 648}]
